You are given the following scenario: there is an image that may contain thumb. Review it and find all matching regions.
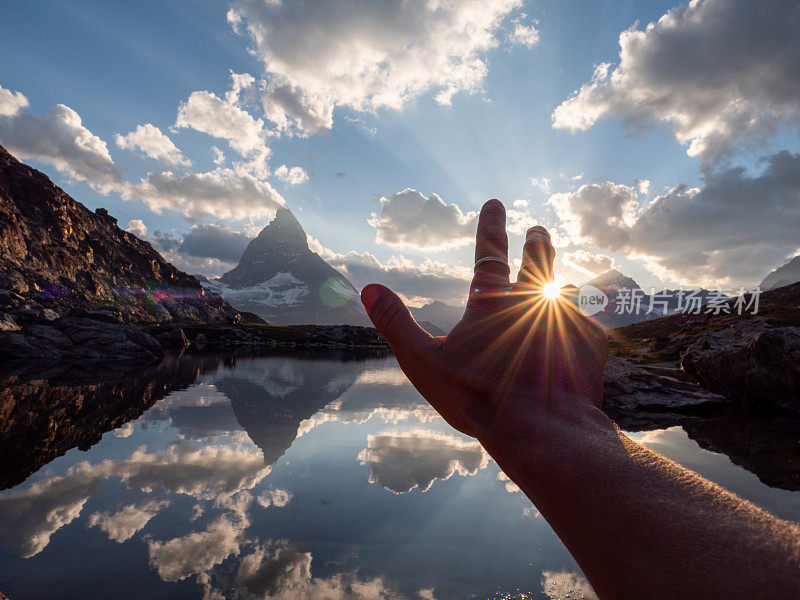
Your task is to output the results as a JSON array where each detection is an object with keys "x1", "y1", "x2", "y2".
[{"x1": 361, "y1": 284, "x2": 435, "y2": 359}]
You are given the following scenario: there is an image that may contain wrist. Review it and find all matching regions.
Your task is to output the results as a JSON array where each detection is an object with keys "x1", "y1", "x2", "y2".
[{"x1": 478, "y1": 396, "x2": 616, "y2": 477}]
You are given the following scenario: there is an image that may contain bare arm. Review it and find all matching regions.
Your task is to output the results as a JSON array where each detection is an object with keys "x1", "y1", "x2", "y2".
[{"x1": 360, "y1": 199, "x2": 800, "y2": 599}]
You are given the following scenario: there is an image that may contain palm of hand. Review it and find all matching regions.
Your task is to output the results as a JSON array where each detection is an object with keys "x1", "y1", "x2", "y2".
[{"x1": 361, "y1": 199, "x2": 608, "y2": 440}]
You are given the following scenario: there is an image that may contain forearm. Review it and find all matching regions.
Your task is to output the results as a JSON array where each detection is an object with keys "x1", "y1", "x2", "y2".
[{"x1": 480, "y1": 402, "x2": 800, "y2": 600}]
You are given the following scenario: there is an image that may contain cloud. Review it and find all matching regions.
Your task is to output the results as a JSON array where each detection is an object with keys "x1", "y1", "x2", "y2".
[
  {"x1": 148, "y1": 510, "x2": 249, "y2": 582},
  {"x1": 126, "y1": 218, "x2": 148, "y2": 238},
  {"x1": 0, "y1": 441, "x2": 271, "y2": 557},
  {"x1": 230, "y1": 0, "x2": 527, "y2": 134},
  {"x1": 212, "y1": 146, "x2": 225, "y2": 165},
  {"x1": 369, "y1": 189, "x2": 478, "y2": 250},
  {"x1": 256, "y1": 488, "x2": 293, "y2": 509},
  {"x1": 549, "y1": 152, "x2": 800, "y2": 286},
  {"x1": 540, "y1": 570, "x2": 598, "y2": 600},
  {"x1": 235, "y1": 541, "x2": 408, "y2": 600},
  {"x1": 0, "y1": 103, "x2": 123, "y2": 192},
  {"x1": 507, "y1": 14, "x2": 540, "y2": 48},
  {"x1": 0, "y1": 84, "x2": 28, "y2": 117},
  {"x1": 552, "y1": 0, "x2": 800, "y2": 162},
  {"x1": 115, "y1": 123, "x2": 191, "y2": 167},
  {"x1": 178, "y1": 223, "x2": 252, "y2": 263},
  {"x1": 562, "y1": 249, "x2": 614, "y2": 278},
  {"x1": 309, "y1": 241, "x2": 471, "y2": 305},
  {"x1": 175, "y1": 80, "x2": 271, "y2": 177},
  {"x1": 88, "y1": 499, "x2": 169, "y2": 543},
  {"x1": 358, "y1": 430, "x2": 490, "y2": 494},
  {"x1": 274, "y1": 164, "x2": 308, "y2": 186},
  {"x1": 530, "y1": 176, "x2": 551, "y2": 192},
  {"x1": 497, "y1": 471, "x2": 521, "y2": 493},
  {"x1": 129, "y1": 167, "x2": 284, "y2": 221}
]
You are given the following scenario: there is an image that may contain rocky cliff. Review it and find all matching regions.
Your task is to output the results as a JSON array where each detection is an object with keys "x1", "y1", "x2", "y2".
[{"x1": 0, "y1": 144, "x2": 239, "y2": 326}]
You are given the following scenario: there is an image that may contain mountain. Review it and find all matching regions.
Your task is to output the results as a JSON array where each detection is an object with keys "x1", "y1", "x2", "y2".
[
  {"x1": 581, "y1": 269, "x2": 650, "y2": 329},
  {"x1": 760, "y1": 255, "x2": 800, "y2": 290},
  {"x1": 410, "y1": 300, "x2": 463, "y2": 333},
  {"x1": 579, "y1": 269, "x2": 717, "y2": 329},
  {"x1": 204, "y1": 207, "x2": 369, "y2": 325},
  {"x1": 0, "y1": 143, "x2": 238, "y2": 325}
]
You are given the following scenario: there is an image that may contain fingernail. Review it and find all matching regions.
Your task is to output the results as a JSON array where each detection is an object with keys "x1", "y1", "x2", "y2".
[
  {"x1": 361, "y1": 284, "x2": 384, "y2": 311},
  {"x1": 526, "y1": 226, "x2": 550, "y2": 243}
]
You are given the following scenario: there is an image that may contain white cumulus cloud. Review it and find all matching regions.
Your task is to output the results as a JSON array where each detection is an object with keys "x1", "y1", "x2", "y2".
[
  {"x1": 274, "y1": 164, "x2": 308, "y2": 186},
  {"x1": 115, "y1": 123, "x2": 191, "y2": 167},
  {"x1": 552, "y1": 0, "x2": 800, "y2": 162},
  {"x1": 130, "y1": 167, "x2": 284, "y2": 222},
  {"x1": 369, "y1": 189, "x2": 478, "y2": 250},
  {"x1": 0, "y1": 103, "x2": 123, "y2": 193},
  {"x1": 549, "y1": 152, "x2": 800, "y2": 287},
  {"x1": 230, "y1": 0, "x2": 528, "y2": 134},
  {"x1": 0, "y1": 84, "x2": 28, "y2": 117}
]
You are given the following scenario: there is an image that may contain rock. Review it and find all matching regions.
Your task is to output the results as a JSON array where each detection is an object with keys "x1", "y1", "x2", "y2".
[
  {"x1": 194, "y1": 333, "x2": 207, "y2": 350},
  {"x1": 0, "y1": 312, "x2": 20, "y2": 332},
  {"x1": 41, "y1": 308, "x2": 59, "y2": 321},
  {"x1": 681, "y1": 320, "x2": 800, "y2": 412},
  {"x1": 603, "y1": 356, "x2": 727, "y2": 415},
  {"x1": 157, "y1": 328, "x2": 189, "y2": 348},
  {"x1": 0, "y1": 143, "x2": 242, "y2": 326}
]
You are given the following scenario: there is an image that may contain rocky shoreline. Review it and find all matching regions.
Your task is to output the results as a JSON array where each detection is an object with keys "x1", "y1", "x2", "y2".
[{"x1": 0, "y1": 306, "x2": 389, "y2": 368}]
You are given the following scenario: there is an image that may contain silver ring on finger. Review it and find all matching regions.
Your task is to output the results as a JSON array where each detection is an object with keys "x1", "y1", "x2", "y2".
[{"x1": 474, "y1": 256, "x2": 509, "y2": 272}]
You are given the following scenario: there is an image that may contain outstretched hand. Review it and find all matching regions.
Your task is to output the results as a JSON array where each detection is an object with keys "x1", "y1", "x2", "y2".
[{"x1": 360, "y1": 199, "x2": 608, "y2": 442}]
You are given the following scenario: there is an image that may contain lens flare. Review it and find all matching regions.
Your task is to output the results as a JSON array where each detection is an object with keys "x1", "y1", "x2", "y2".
[{"x1": 543, "y1": 281, "x2": 562, "y2": 300}]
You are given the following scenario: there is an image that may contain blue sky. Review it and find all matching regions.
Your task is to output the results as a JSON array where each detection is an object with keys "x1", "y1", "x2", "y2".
[{"x1": 1, "y1": 0, "x2": 798, "y2": 304}]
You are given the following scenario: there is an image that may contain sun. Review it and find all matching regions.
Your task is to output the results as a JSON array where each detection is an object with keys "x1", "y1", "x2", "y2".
[{"x1": 542, "y1": 281, "x2": 562, "y2": 300}]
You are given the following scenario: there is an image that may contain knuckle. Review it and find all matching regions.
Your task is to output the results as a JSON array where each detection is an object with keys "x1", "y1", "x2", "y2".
[{"x1": 375, "y1": 299, "x2": 407, "y2": 333}]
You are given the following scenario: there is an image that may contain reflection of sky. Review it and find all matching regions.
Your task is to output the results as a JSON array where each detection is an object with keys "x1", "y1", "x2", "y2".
[{"x1": 0, "y1": 356, "x2": 797, "y2": 599}]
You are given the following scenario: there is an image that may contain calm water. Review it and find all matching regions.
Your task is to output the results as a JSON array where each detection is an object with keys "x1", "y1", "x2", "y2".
[{"x1": 1, "y1": 353, "x2": 799, "y2": 600}]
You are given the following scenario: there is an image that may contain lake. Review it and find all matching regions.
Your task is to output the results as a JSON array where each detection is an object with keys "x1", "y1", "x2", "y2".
[{"x1": 1, "y1": 353, "x2": 799, "y2": 599}]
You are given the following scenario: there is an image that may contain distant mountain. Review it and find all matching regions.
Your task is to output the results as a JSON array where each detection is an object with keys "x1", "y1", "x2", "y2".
[
  {"x1": 410, "y1": 300, "x2": 463, "y2": 333},
  {"x1": 577, "y1": 269, "x2": 722, "y2": 330},
  {"x1": 581, "y1": 269, "x2": 650, "y2": 329},
  {"x1": 0, "y1": 144, "x2": 237, "y2": 325},
  {"x1": 760, "y1": 256, "x2": 800, "y2": 290},
  {"x1": 204, "y1": 207, "x2": 369, "y2": 325}
]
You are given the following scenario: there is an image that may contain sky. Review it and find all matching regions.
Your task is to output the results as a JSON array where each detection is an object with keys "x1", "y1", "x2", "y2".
[{"x1": 1, "y1": 0, "x2": 798, "y2": 306}]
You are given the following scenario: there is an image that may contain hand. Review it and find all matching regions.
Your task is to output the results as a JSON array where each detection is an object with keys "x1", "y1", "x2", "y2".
[{"x1": 361, "y1": 199, "x2": 608, "y2": 442}]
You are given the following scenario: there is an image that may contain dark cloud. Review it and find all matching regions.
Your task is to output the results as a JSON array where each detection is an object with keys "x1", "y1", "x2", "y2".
[{"x1": 178, "y1": 224, "x2": 252, "y2": 263}]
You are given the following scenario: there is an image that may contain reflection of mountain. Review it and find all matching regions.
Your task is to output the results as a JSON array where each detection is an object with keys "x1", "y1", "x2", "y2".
[
  {"x1": 0, "y1": 353, "x2": 222, "y2": 490},
  {"x1": 214, "y1": 357, "x2": 369, "y2": 466},
  {"x1": 615, "y1": 412, "x2": 800, "y2": 491}
]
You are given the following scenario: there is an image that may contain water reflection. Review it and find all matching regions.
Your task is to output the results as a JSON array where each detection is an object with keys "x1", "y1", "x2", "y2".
[{"x1": 0, "y1": 352, "x2": 798, "y2": 599}]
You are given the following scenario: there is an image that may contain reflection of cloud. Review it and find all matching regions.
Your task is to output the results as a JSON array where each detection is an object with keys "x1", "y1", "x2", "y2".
[
  {"x1": 149, "y1": 514, "x2": 247, "y2": 581},
  {"x1": 354, "y1": 367, "x2": 408, "y2": 386},
  {"x1": 88, "y1": 499, "x2": 169, "y2": 543},
  {"x1": 257, "y1": 489, "x2": 293, "y2": 509},
  {"x1": 497, "y1": 471, "x2": 521, "y2": 493},
  {"x1": 0, "y1": 463, "x2": 100, "y2": 557},
  {"x1": 235, "y1": 540, "x2": 408, "y2": 600},
  {"x1": 0, "y1": 441, "x2": 269, "y2": 557},
  {"x1": 148, "y1": 490, "x2": 252, "y2": 582},
  {"x1": 540, "y1": 570, "x2": 597, "y2": 600},
  {"x1": 358, "y1": 431, "x2": 490, "y2": 494}
]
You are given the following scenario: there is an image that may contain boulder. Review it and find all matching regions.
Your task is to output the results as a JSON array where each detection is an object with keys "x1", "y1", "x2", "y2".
[
  {"x1": 603, "y1": 356, "x2": 727, "y2": 415},
  {"x1": 681, "y1": 320, "x2": 800, "y2": 412}
]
